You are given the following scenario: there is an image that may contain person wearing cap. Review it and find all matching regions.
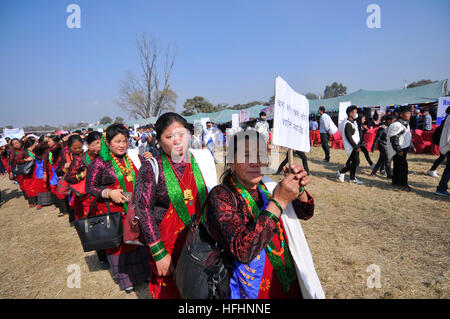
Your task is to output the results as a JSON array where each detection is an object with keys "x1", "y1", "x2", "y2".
[
  {"x1": 386, "y1": 105, "x2": 414, "y2": 191},
  {"x1": 337, "y1": 105, "x2": 363, "y2": 184}
]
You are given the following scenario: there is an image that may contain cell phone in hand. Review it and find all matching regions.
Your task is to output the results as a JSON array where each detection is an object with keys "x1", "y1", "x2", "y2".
[{"x1": 123, "y1": 192, "x2": 132, "y2": 202}]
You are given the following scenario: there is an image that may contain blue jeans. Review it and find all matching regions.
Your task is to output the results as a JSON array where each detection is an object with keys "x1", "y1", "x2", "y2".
[
  {"x1": 437, "y1": 152, "x2": 450, "y2": 193},
  {"x1": 206, "y1": 143, "x2": 216, "y2": 162}
]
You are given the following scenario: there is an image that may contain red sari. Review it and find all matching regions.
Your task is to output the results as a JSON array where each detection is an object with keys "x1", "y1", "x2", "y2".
[{"x1": 149, "y1": 161, "x2": 205, "y2": 299}]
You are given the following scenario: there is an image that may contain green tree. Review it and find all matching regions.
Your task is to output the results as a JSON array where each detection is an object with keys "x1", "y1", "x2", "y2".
[
  {"x1": 181, "y1": 96, "x2": 219, "y2": 116},
  {"x1": 305, "y1": 93, "x2": 319, "y2": 100},
  {"x1": 114, "y1": 116, "x2": 124, "y2": 124},
  {"x1": 323, "y1": 82, "x2": 347, "y2": 99},
  {"x1": 99, "y1": 116, "x2": 112, "y2": 125},
  {"x1": 229, "y1": 101, "x2": 264, "y2": 110},
  {"x1": 407, "y1": 79, "x2": 436, "y2": 89},
  {"x1": 5, "y1": 125, "x2": 13, "y2": 129},
  {"x1": 264, "y1": 95, "x2": 275, "y2": 106}
]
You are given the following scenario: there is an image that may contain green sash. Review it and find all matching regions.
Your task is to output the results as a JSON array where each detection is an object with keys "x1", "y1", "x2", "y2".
[
  {"x1": 232, "y1": 177, "x2": 296, "y2": 293},
  {"x1": 161, "y1": 152, "x2": 207, "y2": 226}
]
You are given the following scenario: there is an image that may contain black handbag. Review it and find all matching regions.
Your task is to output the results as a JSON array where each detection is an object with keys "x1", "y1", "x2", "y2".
[
  {"x1": 174, "y1": 189, "x2": 233, "y2": 299},
  {"x1": 13, "y1": 160, "x2": 34, "y2": 175},
  {"x1": 73, "y1": 198, "x2": 123, "y2": 252}
]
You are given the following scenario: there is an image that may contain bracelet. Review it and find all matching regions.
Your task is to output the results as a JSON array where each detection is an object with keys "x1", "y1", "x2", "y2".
[
  {"x1": 150, "y1": 241, "x2": 165, "y2": 255},
  {"x1": 102, "y1": 188, "x2": 112, "y2": 199},
  {"x1": 153, "y1": 248, "x2": 168, "y2": 262},
  {"x1": 268, "y1": 198, "x2": 283, "y2": 215},
  {"x1": 261, "y1": 210, "x2": 280, "y2": 224},
  {"x1": 299, "y1": 185, "x2": 305, "y2": 194}
]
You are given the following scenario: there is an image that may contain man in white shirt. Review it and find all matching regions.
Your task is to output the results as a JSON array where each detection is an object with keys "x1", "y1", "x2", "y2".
[
  {"x1": 318, "y1": 106, "x2": 337, "y2": 162},
  {"x1": 254, "y1": 112, "x2": 270, "y2": 143}
]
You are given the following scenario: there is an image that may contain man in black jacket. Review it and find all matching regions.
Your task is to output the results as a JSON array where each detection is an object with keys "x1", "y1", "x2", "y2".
[
  {"x1": 370, "y1": 116, "x2": 394, "y2": 178},
  {"x1": 337, "y1": 106, "x2": 363, "y2": 184},
  {"x1": 387, "y1": 105, "x2": 414, "y2": 191}
]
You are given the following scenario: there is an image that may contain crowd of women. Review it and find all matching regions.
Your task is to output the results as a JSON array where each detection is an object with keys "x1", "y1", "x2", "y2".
[{"x1": 0, "y1": 112, "x2": 324, "y2": 299}]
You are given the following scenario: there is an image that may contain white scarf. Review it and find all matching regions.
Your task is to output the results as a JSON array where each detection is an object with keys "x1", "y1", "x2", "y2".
[{"x1": 261, "y1": 176, "x2": 325, "y2": 299}]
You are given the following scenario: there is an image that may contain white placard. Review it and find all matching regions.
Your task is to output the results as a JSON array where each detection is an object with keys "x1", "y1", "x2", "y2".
[
  {"x1": 239, "y1": 110, "x2": 249, "y2": 123},
  {"x1": 272, "y1": 76, "x2": 310, "y2": 152},
  {"x1": 232, "y1": 113, "x2": 240, "y2": 129},
  {"x1": 437, "y1": 97, "x2": 450, "y2": 125},
  {"x1": 379, "y1": 105, "x2": 386, "y2": 115},
  {"x1": 338, "y1": 101, "x2": 352, "y2": 133},
  {"x1": 0, "y1": 137, "x2": 7, "y2": 147},
  {"x1": 3, "y1": 128, "x2": 25, "y2": 139}
]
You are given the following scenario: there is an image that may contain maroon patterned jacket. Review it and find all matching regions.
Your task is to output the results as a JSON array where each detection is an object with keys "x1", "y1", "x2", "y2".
[
  {"x1": 56, "y1": 146, "x2": 71, "y2": 177},
  {"x1": 8, "y1": 148, "x2": 28, "y2": 171},
  {"x1": 133, "y1": 152, "x2": 190, "y2": 245},
  {"x1": 63, "y1": 152, "x2": 90, "y2": 184},
  {"x1": 205, "y1": 175, "x2": 314, "y2": 264}
]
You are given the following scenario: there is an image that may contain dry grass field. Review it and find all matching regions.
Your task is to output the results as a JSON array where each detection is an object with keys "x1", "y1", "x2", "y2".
[{"x1": 0, "y1": 145, "x2": 448, "y2": 299}]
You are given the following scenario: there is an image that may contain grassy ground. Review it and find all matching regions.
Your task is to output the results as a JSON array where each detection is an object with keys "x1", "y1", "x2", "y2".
[{"x1": 0, "y1": 146, "x2": 448, "y2": 299}]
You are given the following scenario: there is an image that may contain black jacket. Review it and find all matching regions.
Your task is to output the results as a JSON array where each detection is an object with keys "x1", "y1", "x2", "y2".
[
  {"x1": 345, "y1": 120, "x2": 359, "y2": 149},
  {"x1": 372, "y1": 125, "x2": 388, "y2": 151}
]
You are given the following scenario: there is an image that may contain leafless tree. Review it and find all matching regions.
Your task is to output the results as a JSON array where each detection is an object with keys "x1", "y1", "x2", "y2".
[{"x1": 117, "y1": 33, "x2": 177, "y2": 119}]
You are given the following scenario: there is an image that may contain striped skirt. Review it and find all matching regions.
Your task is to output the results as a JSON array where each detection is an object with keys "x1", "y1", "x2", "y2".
[{"x1": 107, "y1": 245, "x2": 151, "y2": 290}]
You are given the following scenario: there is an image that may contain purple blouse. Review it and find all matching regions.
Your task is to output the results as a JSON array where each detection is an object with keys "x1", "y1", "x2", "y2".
[{"x1": 133, "y1": 153, "x2": 189, "y2": 245}]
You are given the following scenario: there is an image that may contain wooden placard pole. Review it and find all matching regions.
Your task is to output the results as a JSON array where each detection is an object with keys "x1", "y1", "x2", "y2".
[{"x1": 288, "y1": 149, "x2": 294, "y2": 171}]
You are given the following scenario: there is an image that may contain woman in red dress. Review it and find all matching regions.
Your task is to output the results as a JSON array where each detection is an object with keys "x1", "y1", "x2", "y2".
[
  {"x1": 8, "y1": 138, "x2": 32, "y2": 203},
  {"x1": 86, "y1": 124, "x2": 151, "y2": 293},
  {"x1": 44, "y1": 134, "x2": 71, "y2": 216},
  {"x1": 133, "y1": 112, "x2": 209, "y2": 299},
  {"x1": 65, "y1": 132, "x2": 102, "y2": 221},
  {"x1": 34, "y1": 136, "x2": 51, "y2": 209},
  {"x1": 205, "y1": 130, "x2": 315, "y2": 299},
  {"x1": 21, "y1": 137, "x2": 42, "y2": 208}
]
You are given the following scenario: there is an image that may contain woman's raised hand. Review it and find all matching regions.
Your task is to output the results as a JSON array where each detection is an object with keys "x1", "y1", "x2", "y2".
[{"x1": 272, "y1": 164, "x2": 309, "y2": 208}]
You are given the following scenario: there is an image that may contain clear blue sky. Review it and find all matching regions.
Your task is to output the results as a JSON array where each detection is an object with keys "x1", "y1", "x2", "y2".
[{"x1": 1, "y1": 0, "x2": 449, "y2": 127}]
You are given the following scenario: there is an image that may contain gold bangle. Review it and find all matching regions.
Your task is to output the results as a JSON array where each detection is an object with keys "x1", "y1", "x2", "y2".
[{"x1": 152, "y1": 248, "x2": 165, "y2": 257}]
